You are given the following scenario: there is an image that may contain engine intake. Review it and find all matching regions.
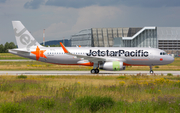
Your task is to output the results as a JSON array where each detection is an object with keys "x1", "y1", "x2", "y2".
[{"x1": 99, "y1": 61, "x2": 126, "y2": 71}]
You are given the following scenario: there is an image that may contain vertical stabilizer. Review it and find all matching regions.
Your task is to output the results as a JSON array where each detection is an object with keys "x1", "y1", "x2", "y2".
[{"x1": 12, "y1": 21, "x2": 41, "y2": 49}]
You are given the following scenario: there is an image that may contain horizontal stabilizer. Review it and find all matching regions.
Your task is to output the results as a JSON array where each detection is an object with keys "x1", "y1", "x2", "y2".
[{"x1": 8, "y1": 49, "x2": 30, "y2": 56}]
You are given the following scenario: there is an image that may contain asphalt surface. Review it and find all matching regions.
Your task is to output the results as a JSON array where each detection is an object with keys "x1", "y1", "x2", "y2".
[{"x1": 0, "y1": 71, "x2": 179, "y2": 76}]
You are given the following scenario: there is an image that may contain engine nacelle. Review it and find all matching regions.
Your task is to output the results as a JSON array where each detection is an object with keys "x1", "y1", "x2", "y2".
[{"x1": 99, "y1": 61, "x2": 126, "y2": 71}]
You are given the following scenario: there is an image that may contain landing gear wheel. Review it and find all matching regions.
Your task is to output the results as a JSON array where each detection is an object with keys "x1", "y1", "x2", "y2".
[
  {"x1": 150, "y1": 70, "x2": 154, "y2": 74},
  {"x1": 91, "y1": 69, "x2": 99, "y2": 74},
  {"x1": 95, "y1": 69, "x2": 99, "y2": 74},
  {"x1": 149, "y1": 66, "x2": 154, "y2": 74},
  {"x1": 91, "y1": 69, "x2": 95, "y2": 74}
]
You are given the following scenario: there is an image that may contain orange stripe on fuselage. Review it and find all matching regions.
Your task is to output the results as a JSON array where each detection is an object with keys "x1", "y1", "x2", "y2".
[
  {"x1": 50, "y1": 62, "x2": 145, "y2": 66},
  {"x1": 123, "y1": 62, "x2": 147, "y2": 66},
  {"x1": 50, "y1": 62, "x2": 94, "y2": 66}
]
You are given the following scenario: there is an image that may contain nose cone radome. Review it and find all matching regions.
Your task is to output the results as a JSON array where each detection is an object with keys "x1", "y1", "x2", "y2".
[
  {"x1": 165, "y1": 56, "x2": 174, "y2": 64},
  {"x1": 169, "y1": 56, "x2": 174, "y2": 63}
]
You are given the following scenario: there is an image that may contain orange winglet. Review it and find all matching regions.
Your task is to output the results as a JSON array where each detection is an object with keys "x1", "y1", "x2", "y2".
[{"x1": 60, "y1": 42, "x2": 68, "y2": 53}]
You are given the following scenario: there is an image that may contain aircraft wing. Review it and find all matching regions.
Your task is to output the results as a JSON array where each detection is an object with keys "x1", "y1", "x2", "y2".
[{"x1": 60, "y1": 42, "x2": 126, "y2": 63}]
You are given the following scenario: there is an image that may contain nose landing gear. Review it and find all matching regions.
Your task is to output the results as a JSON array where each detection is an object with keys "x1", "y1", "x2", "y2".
[{"x1": 150, "y1": 66, "x2": 154, "y2": 74}]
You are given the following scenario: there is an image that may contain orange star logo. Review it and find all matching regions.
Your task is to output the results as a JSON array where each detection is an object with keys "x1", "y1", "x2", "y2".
[{"x1": 31, "y1": 46, "x2": 47, "y2": 60}]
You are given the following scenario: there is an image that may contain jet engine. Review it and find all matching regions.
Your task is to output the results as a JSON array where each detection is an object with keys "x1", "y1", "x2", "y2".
[{"x1": 99, "y1": 61, "x2": 126, "y2": 71}]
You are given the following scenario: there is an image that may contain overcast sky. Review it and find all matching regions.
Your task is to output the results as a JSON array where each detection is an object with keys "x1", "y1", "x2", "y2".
[{"x1": 0, "y1": 0, "x2": 180, "y2": 45}]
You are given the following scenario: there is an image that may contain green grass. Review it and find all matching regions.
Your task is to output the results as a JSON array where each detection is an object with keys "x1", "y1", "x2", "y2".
[
  {"x1": 75, "y1": 96, "x2": 114, "y2": 112},
  {"x1": 0, "y1": 53, "x2": 28, "y2": 60},
  {"x1": 0, "y1": 102, "x2": 25, "y2": 113},
  {"x1": 167, "y1": 73, "x2": 173, "y2": 76},
  {"x1": 17, "y1": 75, "x2": 27, "y2": 79},
  {"x1": 0, "y1": 61, "x2": 92, "y2": 71},
  {"x1": 0, "y1": 75, "x2": 180, "y2": 112}
]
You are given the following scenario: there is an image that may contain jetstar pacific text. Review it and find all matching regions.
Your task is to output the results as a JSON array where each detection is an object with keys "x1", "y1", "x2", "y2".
[{"x1": 86, "y1": 50, "x2": 148, "y2": 57}]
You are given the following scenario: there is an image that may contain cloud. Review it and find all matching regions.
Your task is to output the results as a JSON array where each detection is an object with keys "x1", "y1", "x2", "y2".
[
  {"x1": 1, "y1": 0, "x2": 180, "y2": 45},
  {"x1": 72, "y1": 5, "x2": 122, "y2": 29},
  {"x1": 33, "y1": 20, "x2": 76, "y2": 40},
  {"x1": 0, "y1": 0, "x2": 6, "y2": 3},
  {"x1": 45, "y1": 0, "x2": 180, "y2": 8},
  {"x1": 24, "y1": 0, "x2": 44, "y2": 9},
  {"x1": 45, "y1": 0, "x2": 119, "y2": 8},
  {"x1": 23, "y1": 0, "x2": 180, "y2": 9},
  {"x1": 120, "y1": 0, "x2": 180, "y2": 7}
]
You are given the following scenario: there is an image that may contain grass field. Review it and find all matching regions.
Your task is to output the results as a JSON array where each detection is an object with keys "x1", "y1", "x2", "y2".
[
  {"x1": 0, "y1": 53, "x2": 28, "y2": 60},
  {"x1": 0, "y1": 75, "x2": 180, "y2": 112}
]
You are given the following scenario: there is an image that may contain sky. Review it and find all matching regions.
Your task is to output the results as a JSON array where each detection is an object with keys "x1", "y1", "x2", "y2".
[{"x1": 0, "y1": 0, "x2": 180, "y2": 45}]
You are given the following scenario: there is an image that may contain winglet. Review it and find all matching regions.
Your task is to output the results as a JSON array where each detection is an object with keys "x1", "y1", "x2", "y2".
[{"x1": 60, "y1": 42, "x2": 69, "y2": 53}]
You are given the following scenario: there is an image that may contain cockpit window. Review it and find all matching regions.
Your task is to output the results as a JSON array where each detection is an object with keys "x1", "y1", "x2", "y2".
[{"x1": 160, "y1": 52, "x2": 167, "y2": 55}]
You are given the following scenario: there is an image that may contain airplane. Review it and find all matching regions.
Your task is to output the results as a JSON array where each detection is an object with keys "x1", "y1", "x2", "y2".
[{"x1": 9, "y1": 21, "x2": 174, "y2": 74}]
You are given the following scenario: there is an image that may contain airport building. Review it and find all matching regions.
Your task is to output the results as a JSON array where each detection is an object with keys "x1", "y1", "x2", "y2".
[{"x1": 71, "y1": 27, "x2": 180, "y2": 56}]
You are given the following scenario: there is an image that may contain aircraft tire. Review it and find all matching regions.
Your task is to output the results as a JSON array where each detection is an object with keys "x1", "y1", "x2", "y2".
[
  {"x1": 95, "y1": 69, "x2": 99, "y2": 74},
  {"x1": 150, "y1": 70, "x2": 154, "y2": 74},
  {"x1": 91, "y1": 69, "x2": 95, "y2": 74}
]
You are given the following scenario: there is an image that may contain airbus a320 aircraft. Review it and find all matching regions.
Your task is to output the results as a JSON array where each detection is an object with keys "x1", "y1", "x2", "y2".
[{"x1": 9, "y1": 21, "x2": 174, "y2": 74}]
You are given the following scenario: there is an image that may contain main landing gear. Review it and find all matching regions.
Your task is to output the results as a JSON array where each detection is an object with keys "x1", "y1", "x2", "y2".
[
  {"x1": 91, "y1": 63, "x2": 99, "y2": 74},
  {"x1": 150, "y1": 66, "x2": 154, "y2": 74},
  {"x1": 91, "y1": 69, "x2": 99, "y2": 74}
]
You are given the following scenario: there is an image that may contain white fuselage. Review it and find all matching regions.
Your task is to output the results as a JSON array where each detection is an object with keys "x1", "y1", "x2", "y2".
[{"x1": 9, "y1": 46, "x2": 174, "y2": 66}]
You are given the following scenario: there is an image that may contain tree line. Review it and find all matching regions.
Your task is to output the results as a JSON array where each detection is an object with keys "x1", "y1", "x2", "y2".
[{"x1": 0, "y1": 42, "x2": 17, "y2": 53}]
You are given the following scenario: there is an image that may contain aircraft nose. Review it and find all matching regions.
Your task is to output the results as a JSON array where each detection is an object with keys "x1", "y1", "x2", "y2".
[
  {"x1": 166, "y1": 56, "x2": 174, "y2": 64},
  {"x1": 169, "y1": 56, "x2": 174, "y2": 63}
]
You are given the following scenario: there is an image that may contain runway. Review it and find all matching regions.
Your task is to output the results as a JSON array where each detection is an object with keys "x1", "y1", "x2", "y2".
[{"x1": 0, "y1": 71, "x2": 179, "y2": 76}]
